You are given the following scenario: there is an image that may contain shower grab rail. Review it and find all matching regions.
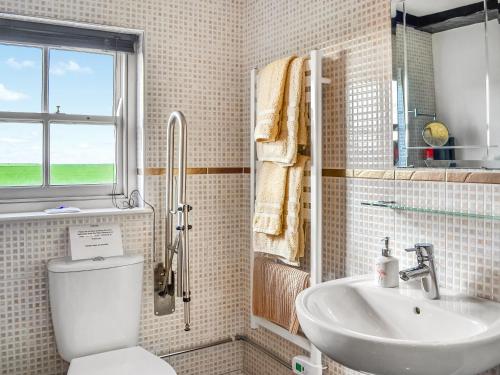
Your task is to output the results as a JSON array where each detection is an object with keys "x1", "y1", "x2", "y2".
[
  {"x1": 154, "y1": 111, "x2": 192, "y2": 331},
  {"x1": 249, "y1": 50, "x2": 331, "y2": 370}
]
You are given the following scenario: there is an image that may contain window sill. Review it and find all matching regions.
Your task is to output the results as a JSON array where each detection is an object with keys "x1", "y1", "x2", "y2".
[{"x1": 0, "y1": 207, "x2": 152, "y2": 222}]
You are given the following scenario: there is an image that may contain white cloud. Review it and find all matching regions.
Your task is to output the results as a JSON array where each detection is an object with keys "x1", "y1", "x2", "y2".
[
  {"x1": 0, "y1": 136, "x2": 26, "y2": 144},
  {"x1": 50, "y1": 60, "x2": 93, "y2": 76},
  {"x1": 6, "y1": 57, "x2": 35, "y2": 69},
  {"x1": 0, "y1": 83, "x2": 29, "y2": 101}
]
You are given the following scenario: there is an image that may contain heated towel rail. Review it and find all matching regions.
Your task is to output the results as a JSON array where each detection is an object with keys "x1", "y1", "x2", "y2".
[{"x1": 250, "y1": 50, "x2": 331, "y2": 369}]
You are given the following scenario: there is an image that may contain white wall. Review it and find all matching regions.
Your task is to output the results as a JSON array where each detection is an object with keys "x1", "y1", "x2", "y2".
[
  {"x1": 488, "y1": 21, "x2": 500, "y2": 160},
  {"x1": 432, "y1": 20, "x2": 500, "y2": 160}
]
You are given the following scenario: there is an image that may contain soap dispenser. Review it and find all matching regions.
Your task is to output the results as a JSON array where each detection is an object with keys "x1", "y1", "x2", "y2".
[{"x1": 375, "y1": 237, "x2": 399, "y2": 288}]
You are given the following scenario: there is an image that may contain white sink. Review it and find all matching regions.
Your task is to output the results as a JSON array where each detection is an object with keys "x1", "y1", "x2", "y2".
[{"x1": 296, "y1": 275, "x2": 500, "y2": 375}]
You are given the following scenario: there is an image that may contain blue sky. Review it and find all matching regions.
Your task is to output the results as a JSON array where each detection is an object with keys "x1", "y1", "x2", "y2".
[{"x1": 0, "y1": 43, "x2": 115, "y2": 164}]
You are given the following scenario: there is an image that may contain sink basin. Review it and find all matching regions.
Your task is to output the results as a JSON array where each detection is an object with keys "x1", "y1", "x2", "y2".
[{"x1": 296, "y1": 275, "x2": 500, "y2": 375}]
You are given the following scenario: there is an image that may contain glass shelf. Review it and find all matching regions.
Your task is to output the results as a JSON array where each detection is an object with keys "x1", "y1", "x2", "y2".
[
  {"x1": 361, "y1": 200, "x2": 500, "y2": 221},
  {"x1": 405, "y1": 145, "x2": 499, "y2": 150}
]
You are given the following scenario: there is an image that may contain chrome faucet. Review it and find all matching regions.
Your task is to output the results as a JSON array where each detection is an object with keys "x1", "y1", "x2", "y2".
[{"x1": 399, "y1": 243, "x2": 440, "y2": 300}]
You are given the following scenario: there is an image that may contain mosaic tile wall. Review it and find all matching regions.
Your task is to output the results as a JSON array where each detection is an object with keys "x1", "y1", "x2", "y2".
[
  {"x1": 242, "y1": 0, "x2": 393, "y2": 171},
  {"x1": 0, "y1": 0, "x2": 244, "y2": 169},
  {"x1": 0, "y1": 174, "x2": 247, "y2": 375},
  {"x1": 1, "y1": 213, "x2": 152, "y2": 375},
  {"x1": 1, "y1": 0, "x2": 500, "y2": 374},
  {"x1": 167, "y1": 341, "x2": 244, "y2": 375},
  {"x1": 244, "y1": 176, "x2": 500, "y2": 375},
  {"x1": 242, "y1": 0, "x2": 500, "y2": 374},
  {"x1": 0, "y1": 0, "x2": 246, "y2": 374},
  {"x1": 242, "y1": 0, "x2": 395, "y2": 373}
]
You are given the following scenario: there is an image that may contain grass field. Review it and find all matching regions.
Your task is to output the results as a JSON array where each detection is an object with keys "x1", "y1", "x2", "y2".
[{"x1": 0, "y1": 164, "x2": 114, "y2": 186}]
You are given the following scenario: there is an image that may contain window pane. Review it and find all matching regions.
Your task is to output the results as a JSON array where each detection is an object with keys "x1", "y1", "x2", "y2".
[
  {"x1": 50, "y1": 123, "x2": 115, "y2": 185},
  {"x1": 0, "y1": 44, "x2": 42, "y2": 112},
  {"x1": 0, "y1": 122, "x2": 43, "y2": 186},
  {"x1": 49, "y1": 49, "x2": 114, "y2": 115}
]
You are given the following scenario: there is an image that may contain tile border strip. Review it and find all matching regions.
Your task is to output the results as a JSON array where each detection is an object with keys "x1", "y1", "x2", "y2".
[
  {"x1": 140, "y1": 167, "x2": 248, "y2": 176},
  {"x1": 139, "y1": 167, "x2": 500, "y2": 184},
  {"x1": 325, "y1": 169, "x2": 500, "y2": 184}
]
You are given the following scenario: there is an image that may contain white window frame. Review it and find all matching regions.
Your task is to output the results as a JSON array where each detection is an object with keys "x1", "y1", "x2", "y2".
[{"x1": 0, "y1": 15, "x2": 144, "y2": 213}]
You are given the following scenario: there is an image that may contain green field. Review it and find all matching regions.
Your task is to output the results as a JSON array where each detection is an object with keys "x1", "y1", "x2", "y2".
[{"x1": 0, "y1": 164, "x2": 114, "y2": 186}]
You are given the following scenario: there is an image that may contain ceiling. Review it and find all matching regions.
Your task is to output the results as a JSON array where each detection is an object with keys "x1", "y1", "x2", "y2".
[{"x1": 396, "y1": 0, "x2": 480, "y2": 17}]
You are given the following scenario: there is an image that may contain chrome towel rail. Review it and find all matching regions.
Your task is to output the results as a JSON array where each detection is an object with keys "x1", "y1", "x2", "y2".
[
  {"x1": 235, "y1": 335, "x2": 292, "y2": 370},
  {"x1": 159, "y1": 335, "x2": 292, "y2": 371},
  {"x1": 159, "y1": 337, "x2": 234, "y2": 359}
]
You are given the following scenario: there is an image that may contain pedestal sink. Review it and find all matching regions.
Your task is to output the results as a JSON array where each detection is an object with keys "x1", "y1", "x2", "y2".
[{"x1": 295, "y1": 275, "x2": 500, "y2": 375}]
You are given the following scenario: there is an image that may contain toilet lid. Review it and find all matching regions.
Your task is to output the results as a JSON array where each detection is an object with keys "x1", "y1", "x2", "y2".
[{"x1": 68, "y1": 346, "x2": 176, "y2": 375}]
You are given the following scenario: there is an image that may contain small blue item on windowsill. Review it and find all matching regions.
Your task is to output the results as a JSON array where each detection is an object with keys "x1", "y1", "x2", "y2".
[{"x1": 44, "y1": 205, "x2": 81, "y2": 214}]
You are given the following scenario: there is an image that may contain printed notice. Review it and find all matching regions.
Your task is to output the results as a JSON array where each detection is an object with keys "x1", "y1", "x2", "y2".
[{"x1": 69, "y1": 224, "x2": 123, "y2": 260}]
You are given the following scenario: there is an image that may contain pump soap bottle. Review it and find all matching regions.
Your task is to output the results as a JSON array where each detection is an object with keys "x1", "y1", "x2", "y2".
[{"x1": 375, "y1": 237, "x2": 399, "y2": 288}]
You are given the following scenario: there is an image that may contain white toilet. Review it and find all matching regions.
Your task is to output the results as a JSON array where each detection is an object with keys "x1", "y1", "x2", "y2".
[{"x1": 48, "y1": 255, "x2": 176, "y2": 375}]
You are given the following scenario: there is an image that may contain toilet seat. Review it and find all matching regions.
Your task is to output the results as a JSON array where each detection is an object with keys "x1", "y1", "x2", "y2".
[{"x1": 68, "y1": 346, "x2": 176, "y2": 375}]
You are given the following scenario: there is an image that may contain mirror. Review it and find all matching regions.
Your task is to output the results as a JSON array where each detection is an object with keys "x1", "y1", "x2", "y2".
[{"x1": 391, "y1": 0, "x2": 500, "y2": 168}]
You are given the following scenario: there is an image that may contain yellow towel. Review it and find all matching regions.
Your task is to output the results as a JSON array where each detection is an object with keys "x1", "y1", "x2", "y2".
[
  {"x1": 257, "y1": 57, "x2": 307, "y2": 165},
  {"x1": 298, "y1": 210, "x2": 305, "y2": 259},
  {"x1": 252, "y1": 256, "x2": 309, "y2": 334},
  {"x1": 253, "y1": 155, "x2": 308, "y2": 262},
  {"x1": 255, "y1": 56, "x2": 295, "y2": 143},
  {"x1": 297, "y1": 64, "x2": 308, "y2": 146},
  {"x1": 253, "y1": 161, "x2": 288, "y2": 235}
]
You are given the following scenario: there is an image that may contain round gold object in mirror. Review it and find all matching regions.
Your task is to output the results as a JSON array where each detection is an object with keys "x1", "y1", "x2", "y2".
[{"x1": 422, "y1": 121, "x2": 449, "y2": 147}]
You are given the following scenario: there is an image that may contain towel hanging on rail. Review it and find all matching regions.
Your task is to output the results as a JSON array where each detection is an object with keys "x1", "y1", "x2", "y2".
[
  {"x1": 297, "y1": 59, "x2": 308, "y2": 146},
  {"x1": 252, "y1": 255, "x2": 309, "y2": 334},
  {"x1": 253, "y1": 155, "x2": 308, "y2": 262},
  {"x1": 257, "y1": 56, "x2": 307, "y2": 165},
  {"x1": 253, "y1": 161, "x2": 289, "y2": 235},
  {"x1": 254, "y1": 56, "x2": 295, "y2": 143}
]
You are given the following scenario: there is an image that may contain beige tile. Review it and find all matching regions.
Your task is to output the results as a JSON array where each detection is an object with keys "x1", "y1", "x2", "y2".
[
  {"x1": 446, "y1": 171, "x2": 470, "y2": 183},
  {"x1": 465, "y1": 172, "x2": 500, "y2": 185},
  {"x1": 395, "y1": 170, "x2": 414, "y2": 180},
  {"x1": 410, "y1": 170, "x2": 446, "y2": 182},
  {"x1": 354, "y1": 169, "x2": 394, "y2": 180}
]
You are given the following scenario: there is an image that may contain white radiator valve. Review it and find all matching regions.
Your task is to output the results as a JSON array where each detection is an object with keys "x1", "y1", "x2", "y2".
[{"x1": 292, "y1": 355, "x2": 323, "y2": 375}]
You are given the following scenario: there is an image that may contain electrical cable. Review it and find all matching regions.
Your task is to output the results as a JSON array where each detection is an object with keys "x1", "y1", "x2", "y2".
[
  {"x1": 111, "y1": 188, "x2": 157, "y2": 263},
  {"x1": 110, "y1": 71, "x2": 156, "y2": 260}
]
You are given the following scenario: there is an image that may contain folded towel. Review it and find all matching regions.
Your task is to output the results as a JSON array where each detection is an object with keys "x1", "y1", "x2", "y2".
[
  {"x1": 254, "y1": 155, "x2": 308, "y2": 262},
  {"x1": 252, "y1": 256, "x2": 309, "y2": 334},
  {"x1": 298, "y1": 209, "x2": 305, "y2": 259},
  {"x1": 297, "y1": 63, "x2": 308, "y2": 146},
  {"x1": 255, "y1": 56, "x2": 295, "y2": 143},
  {"x1": 257, "y1": 57, "x2": 307, "y2": 165},
  {"x1": 253, "y1": 161, "x2": 289, "y2": 235}
]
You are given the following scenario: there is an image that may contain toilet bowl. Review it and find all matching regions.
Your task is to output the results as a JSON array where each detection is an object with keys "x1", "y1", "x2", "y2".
[
  {"x1": 48, "y1": 255, "x2": 177, "y2": 375},
  {"x1": 68, "y1": 346, "x2": 175, "y2": 375}
]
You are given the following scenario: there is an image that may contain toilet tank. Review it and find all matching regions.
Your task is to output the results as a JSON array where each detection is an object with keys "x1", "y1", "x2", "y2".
[{"x1": 48, "y1": 255, "x2": 144, "y2": 362}]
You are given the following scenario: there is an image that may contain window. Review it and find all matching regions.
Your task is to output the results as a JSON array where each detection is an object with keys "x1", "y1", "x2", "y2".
[{"x1": 0, "y1": 16, "x2": 143, "y2": 212}]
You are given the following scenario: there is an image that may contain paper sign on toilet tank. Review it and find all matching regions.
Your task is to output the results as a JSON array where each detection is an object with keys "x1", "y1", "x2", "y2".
[{"x1": 69, "y1": 224, "x2": 123, "y2": 260}]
